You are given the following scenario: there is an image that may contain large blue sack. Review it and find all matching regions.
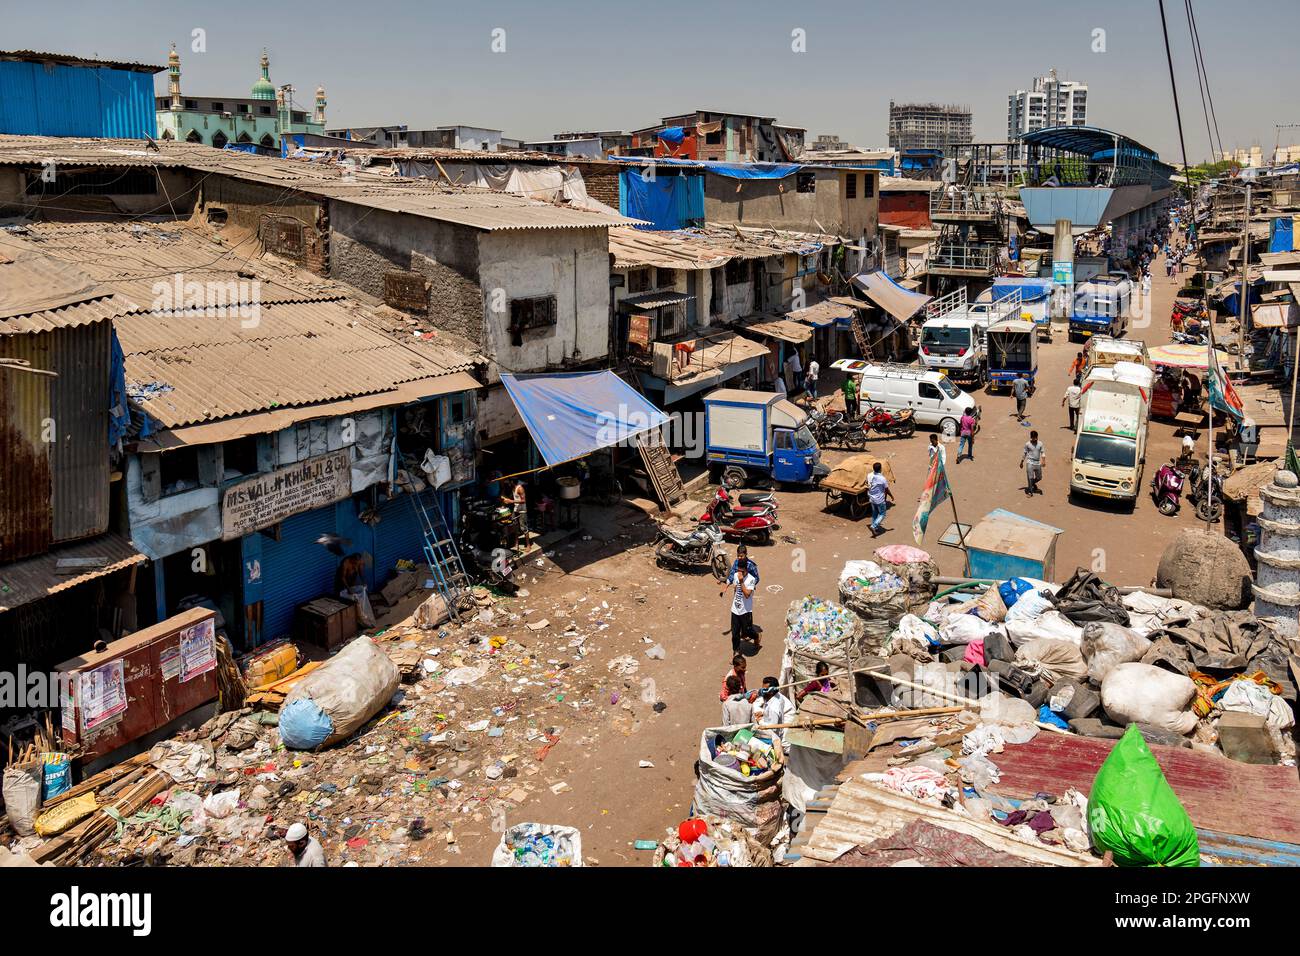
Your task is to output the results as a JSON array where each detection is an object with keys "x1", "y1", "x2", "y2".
[
  {"x1": 998, "y1": 578, "x2": 1034, "y2": 609},
  {"x1": 279, "y1": 697, "x2": 334, "y2": 751}
]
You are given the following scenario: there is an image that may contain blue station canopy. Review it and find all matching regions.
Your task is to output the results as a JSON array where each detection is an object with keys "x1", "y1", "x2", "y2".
[
  {"x1": 992, "y1": 276, "x2": 1054, "y2": 302},
  {"x1": 500, "y1": 371, "x2": 670, "y2": 468}
]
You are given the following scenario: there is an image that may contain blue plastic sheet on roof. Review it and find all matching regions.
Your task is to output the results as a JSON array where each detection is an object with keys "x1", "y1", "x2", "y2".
[
  {"x1": 658, "y1": 126, "x2": 685, "y2": 144},
  {"x1": 500, "y1": 371, "x2": 670, "y2": 468},
  {"x1": 992, "y1": 277, "x2": 1053, "y2": 302},
  {"x1": 619, "y1": 171, "x2": 704, "y2": 230}
]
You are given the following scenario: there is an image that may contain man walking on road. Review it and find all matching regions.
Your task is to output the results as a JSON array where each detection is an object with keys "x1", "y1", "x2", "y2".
[
  {"x1": 867, "y1": 461, "x2": 894, "y2": 536},
  {"x1": 1012, "y1": 373, "x2": 1030, "y2": 421},
  {"x1": 1063, "y1": 376, "x2": 1083, "y2": 430},
  {"x1": 805, "y1": 358, "x2": 819, "y2": 397},
  {"x1": 1021, "y1": 430, "x2": 1046, "y2": 496},
  {"x1": 958, "y1": 408, "x2": 978, "y2": 462}
]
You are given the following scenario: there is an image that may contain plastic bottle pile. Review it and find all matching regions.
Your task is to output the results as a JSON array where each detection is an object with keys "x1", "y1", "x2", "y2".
[
  {"x1": 501, "y1": 825, "x2": 578, "y2": 867},
  {"x1": 785, "y1": 597, "x2": 861, "y2": 652},
  {"x1": 660, "y1": 818, "x2": 733, "y2": 868}
]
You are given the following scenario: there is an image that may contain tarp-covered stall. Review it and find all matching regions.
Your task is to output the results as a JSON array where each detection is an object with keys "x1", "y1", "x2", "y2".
[
  {"x1": 850, "y1": 271, "x2": 933, "y2": 322},
  {"x1": 499, "y1": 371, "x2": 670, "y2": 467}
]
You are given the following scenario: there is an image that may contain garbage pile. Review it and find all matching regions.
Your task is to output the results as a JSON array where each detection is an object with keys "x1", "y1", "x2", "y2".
[
  {"x1": 0, "y1": 577, "x2": 675, "y2": 867},
  {"x1": 693, "y1": 726, "x2": 786, "y2": 847},
  {"x1": 652, "y1": 814, "x2": 773, "y2": 867}
]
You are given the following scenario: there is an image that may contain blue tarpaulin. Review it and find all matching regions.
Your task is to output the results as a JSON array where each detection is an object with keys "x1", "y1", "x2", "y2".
[
  {"x1": 608, "y1": 156, "x2": 801, "y2": 180},
  {"x1": 658, "y1": 126, "x2": 685, "y2": 145},
  {"x1": 992, "y1": 277, "x2": 1054, "y2": 302},
  {"x1": 108, "y1": 329, "x2": 129, "y2": 447},
  {"x1": 1270, "y1": 217, "x2": 1294, "y2": 253},
  {"x1": 619, "y1": 171, "x2": 705, "y2": 231},
  {"x1": 500, "y1": 371, "x2": 670, "y2": 467}
]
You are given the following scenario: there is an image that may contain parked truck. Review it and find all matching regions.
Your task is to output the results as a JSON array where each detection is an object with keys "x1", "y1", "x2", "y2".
[
  {"x1": 1069, "y1": 275, "x2": 1134, "y2": 343},
  {"x1": 703, "y1": 388, "x2": 829, "y2": 489},
  {"x1": 918, "y1": 286, "x2": 1022, "y2": 388},
  {"x1": 1069, "y1": 365, "x2": 1153, "y2": 505},
  {"x1": 985, "y1": 320, "x2": 1038, "y2": 392}
]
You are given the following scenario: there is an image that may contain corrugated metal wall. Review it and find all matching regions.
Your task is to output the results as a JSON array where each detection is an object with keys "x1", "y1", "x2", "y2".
[
  {"x1": 0, "y1": 61, "x2": 156, "y2": 138},
  {"x1": 48, "y1": 323, "x2": 111, "y2": 542},
  {"x1": 0, "y1": 335, "x2": 53, "y2": 561}
]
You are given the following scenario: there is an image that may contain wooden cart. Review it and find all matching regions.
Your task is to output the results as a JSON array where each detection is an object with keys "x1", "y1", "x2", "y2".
[{"x1": 821, "y1": 455, "x2": 896, "y2": 519}]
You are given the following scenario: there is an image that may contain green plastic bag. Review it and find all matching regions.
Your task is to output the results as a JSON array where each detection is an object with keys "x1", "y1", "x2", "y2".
[{"x1": 1088, "y1": 725, "x2": 1199, "y2": 866}]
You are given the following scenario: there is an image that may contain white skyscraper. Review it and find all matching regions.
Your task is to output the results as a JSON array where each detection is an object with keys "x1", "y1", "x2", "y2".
[{"x1": 1008, "y1": 69, "x2": 1088, "y2": 141}]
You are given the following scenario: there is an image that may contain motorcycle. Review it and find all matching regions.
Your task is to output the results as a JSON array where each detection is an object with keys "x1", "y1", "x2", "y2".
[
  {"x1": 1172, "y1": 329, "x2": 1207, "y2": 346},
  {"x1": 807, "y1": 407, "x2": 868, "y2": 449},
  {"x1": 699, "y1": 501, "x2": 776, "y2": 545},
  {"x1": 460, "y1": 537, "x2": 519, "y2": 594},
  {"x1": 654, "y1": 522, "x2": 729, "y2": 580},
  {"x1": 1150, "y1": 461, "x2": 1185, "y2": 516},
  {"x1": 861, "y1": 404, "x2": 917, "y2": 439},
  {"x1": 1187, "y1": 461, "x2": 1224, "y2": 522}
]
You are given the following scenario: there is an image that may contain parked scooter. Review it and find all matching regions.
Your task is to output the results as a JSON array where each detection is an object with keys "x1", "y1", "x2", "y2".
[
  {"x1": 459, "y1": 537, "x2": 519, "y2": 593},
  {"x1": 808, "y1": 407, "x2": 868, "y2": 449},
  {"x1": 654, "y1": 521, "x2": 729, "y2": 580},
  {"x1": 1150, "y1": 461, "x2": 1185, "y2": 516},
  {"x1": 713, "y1": 485, "x2": 778, "y2": 521},
  {"x1": 861, "y1": 404, "x2": 917, "y2": 438},
  {"x1": 1187, "y1": 460, "x2": 1224, "y2": 522},
  {"x1": 1172, "y1": 329, "x2": 1208, "y2": 346},
  {"x1": 698, "y1": 501, "x2": 776, "y2": 545}
]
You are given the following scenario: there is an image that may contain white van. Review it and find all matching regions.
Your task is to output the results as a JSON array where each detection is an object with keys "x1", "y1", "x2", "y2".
[{"x1": 831, "y1": 360, "x2": 976, "y2": 436}]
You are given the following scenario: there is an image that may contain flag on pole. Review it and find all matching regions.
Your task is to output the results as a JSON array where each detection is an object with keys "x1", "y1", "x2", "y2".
[
  {"x1": 1206, "y1": 346, "x2": 1244, "y2": 421},
  {"x1": 912, "y1": 452, "x2": 951, "y2": 544}
]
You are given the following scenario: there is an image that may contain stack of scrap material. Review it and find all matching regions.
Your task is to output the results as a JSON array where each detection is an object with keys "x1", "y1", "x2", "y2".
[
  {"x1": 793, "y1": 773, "x2": 1102, "y2": 867},
  {"x1": 244, "y1": 661, "x2": 325, "y2": 709}
]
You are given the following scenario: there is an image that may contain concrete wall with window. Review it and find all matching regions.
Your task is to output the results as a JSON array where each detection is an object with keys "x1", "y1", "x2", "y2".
[
  {"x1": 477, "y1": 226, "x2": 610, "y2": 382},
  {"x1": 703, "y1": 169, "x2": 878, "y2": 239}
]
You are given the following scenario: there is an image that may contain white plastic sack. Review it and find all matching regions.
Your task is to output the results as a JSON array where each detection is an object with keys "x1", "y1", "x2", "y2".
[
  {"x1": 1004, "y1": 590, "x2": 1054, "y2": 623},
  {"x1": 893, "y1": 613, "x2": 938, "y2": 647},
  {"x1": 1080, "y1": 621, "x2": 1151, "y2": 684},
  {"x1": 1, "y1": 763, "x2": 42, "y2": 837},
  {"x1": 1014, "y1": 638, "x2": 1089, "y2": 682},
  {"x1": 838, "y1": 560, "x2": 882, "y2": 587},
  {"x1": 977, "y1": 692, "x2": 1040, "y2": 737},
  {"x1": 1220, "y1": 681, "x2": 1294, "y2": 731},
  {"x1": 1005, "y1": 610, "x2": 1084, "y2": 647},
  {"x1": 694, "y1": 727, "x2": 785, "y2": 846},
  {"x1": 281, "y1": 637, "x2": 400, "y2": 748},
  {"x1": 421, "y1": 449, "x2": 453, "y2": 489},
  {"x1": 939, "y1": 613, "x2": 1000, "y2": 645},
  {"x1": 202, "y1": 789, "x2": 240, "y2": 819},
  {"x1": 1100, "y1": 662, "x2": 1198, "y2": 735},
  {"x1": 1120, "y1": 591, "x2": 1205, "y2": 637}
]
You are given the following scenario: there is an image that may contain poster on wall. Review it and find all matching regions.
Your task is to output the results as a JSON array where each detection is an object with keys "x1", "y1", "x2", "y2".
[
  {"x1": 179, "y1": 617, "x2": 217, "y2": 683},
  {"x1": 221, "y1": 449, "x2": 352, "y2": 539},
  {"x1": 79, "y1": 660, "x2": 128, "y2": 733}
]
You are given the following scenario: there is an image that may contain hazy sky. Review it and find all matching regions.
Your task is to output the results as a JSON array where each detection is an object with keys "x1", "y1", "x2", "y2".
[{"x1": 8, "y1": 0, "x2": 1298, "y2": 161}]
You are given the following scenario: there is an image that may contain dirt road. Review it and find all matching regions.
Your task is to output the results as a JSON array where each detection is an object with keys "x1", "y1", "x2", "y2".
[{"x1": 440, "y1": 256, "x2": 1204, "y2": 866}]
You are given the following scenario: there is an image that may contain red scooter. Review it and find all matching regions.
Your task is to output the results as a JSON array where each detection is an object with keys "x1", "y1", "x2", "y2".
[
  {"x1": 699, "y1": 501, "x2": 776, "y2": 545},
  {"x1": 712, "y1": 486, "x2": 778, "y2": 520},
  {"x1": 1150, "y1": 462, "x2": 1185, "y2": 516}
]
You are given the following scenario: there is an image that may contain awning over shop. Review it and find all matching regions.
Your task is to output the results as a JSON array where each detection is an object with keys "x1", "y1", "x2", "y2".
[
  {"x1": 500, "y1": 370, "x2": 669, "y2": 467},
  {"x1": 620, "y1": 290, "x2": 695, "y2": 311},
  {"x1": 787, "y1": 299, "x2": 857, "y2": 327},
  {"x1": 1147, "y1": 343, "x2": 1232, "y2": 370},
  {"x1": 736, "y1": 314, "x2": 813, "y2": 344},
  {"x1": 850, "y1": 270, "x2": 933, "y2": 321},
  {"x1": 0, "y1": 532, "x2": 147, "y2": 613}
]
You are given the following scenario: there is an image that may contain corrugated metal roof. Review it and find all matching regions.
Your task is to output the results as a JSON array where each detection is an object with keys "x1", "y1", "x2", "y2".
[
  {"x1": 0, "y1": 238, "x2": 132, "y2": 333},
  {"x1": 609, "y1": 226, "x2": 731, "y2": 270},
  {"x1": 14, "y1": 221, "x2": 346, "y2": 307},
  {"x1": 0, "y1": 50, "x2": 165, "y2": 73},
  {"x1": 0, "y1": 135, "x2": 639, "y2": 231},
  {"x1": 117, "y1": 300, "x2": 475, "y2": 428},
  {"x1": 0, "y1": 531, "x2": 147, "y2": 613}
]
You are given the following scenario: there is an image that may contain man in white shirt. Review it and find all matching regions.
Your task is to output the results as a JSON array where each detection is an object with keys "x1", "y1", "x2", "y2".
[
  {"x1": 785, "y1": 350, "x2": 803, "y2": 393},
  {"x1": 284, "y1": 822, "x2": 327, "y2": 867},
  {"x1": 750, "y1": 677, "x2": 796, "y2": 743},
  {"x1": 867, "y1": 461, "x2": 893, "y2": 536},
  {"x1": 720, "y1": 555, "x2": 757, "y2": 654},
  {"x1": 774, "y1": 375, "x2": 787, "y2": 396},
  {"x1": 1062, "y1": 376, "x2": 1083, "y2": 430},
  {"x1": 805, "y1": 359, "x2": 820, "y2": 397}
]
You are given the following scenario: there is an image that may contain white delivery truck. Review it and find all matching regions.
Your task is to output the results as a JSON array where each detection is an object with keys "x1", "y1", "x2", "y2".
[
  {"x1": 831, "y1": 360, "x2": 976, "y2": 437},
  {"x1": 1069, "y1": 364, "x2": 1154, "y2": 505},
  {"x1": 919, "y1": 286, "x2": 1022, "y2": 388}
]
